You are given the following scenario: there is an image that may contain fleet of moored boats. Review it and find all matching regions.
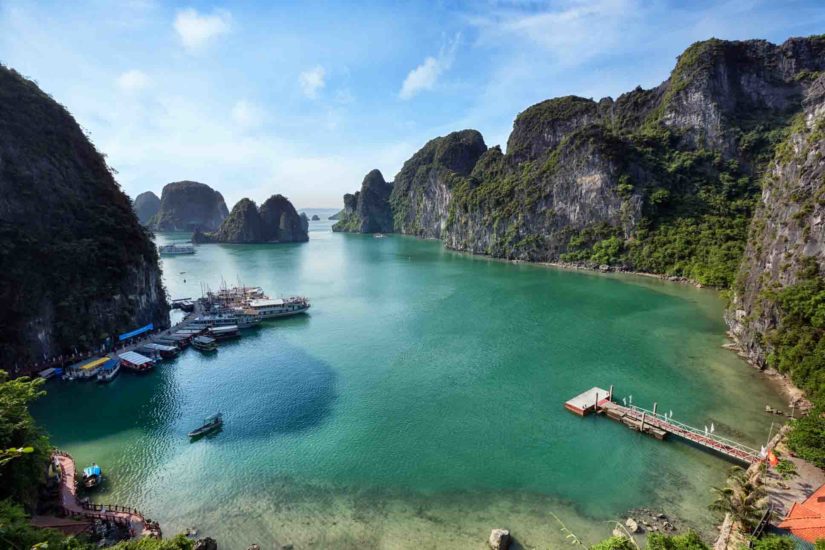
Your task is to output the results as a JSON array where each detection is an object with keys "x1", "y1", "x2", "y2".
[{"x1": 38, "y1": 283, "x2": 310, "y2": 455}]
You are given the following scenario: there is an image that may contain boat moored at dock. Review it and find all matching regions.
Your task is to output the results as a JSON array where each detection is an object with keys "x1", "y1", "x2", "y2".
[
  {"x1": 208, "y1": 325, "x2": 239, "y2": 340},
  {"x1": 69, "y1": 357, "x2": 110, "y2": 380},
  {"x1": 118, "y1": 351, "x2": 155, "y2": 373},
  {"x1": 192, "y1": 335, "x2": 218, "y2": 351},
  {"x1": 190, "y1": 311, "x2": 261, "y2": 330},
  {"x1": 80, "y1": 463, "x2": 102, "y2": 490},
  {"x1": 96, "y1": 358, "x2": 121, "y2": 383},
  {"x1": 244, "y1": 296, "x2": 310, "y2": 319}
]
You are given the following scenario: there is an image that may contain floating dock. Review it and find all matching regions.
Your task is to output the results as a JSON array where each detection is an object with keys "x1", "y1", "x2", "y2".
[{"x1": 565, "y1": 386, "x2": 763, "y2": 464}]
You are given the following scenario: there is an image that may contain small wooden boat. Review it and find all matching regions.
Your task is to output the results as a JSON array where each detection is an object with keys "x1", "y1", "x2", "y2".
[
  {"x1": 80, "y1": 464, "x2": 102, "y2": 489},
  {"x1": 188, "y1": 413, "x2": 222, "y2": 439},
  {"x1": 192, "y1": 335, "x2": 218, "y2": 352}
]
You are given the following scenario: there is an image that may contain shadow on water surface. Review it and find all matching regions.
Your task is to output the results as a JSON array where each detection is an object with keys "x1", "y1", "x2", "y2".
[{"x1": 32, "y1": 337, "x2": 337, "y2": 446}]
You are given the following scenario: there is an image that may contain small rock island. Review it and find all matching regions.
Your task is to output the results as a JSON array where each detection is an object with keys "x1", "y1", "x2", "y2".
[
  {"x1": 193, "y1": 194, "x2": 309, "y2": 244},
  {"x1": 149, "y1": 181, "x2": 229, "y2": 232}
]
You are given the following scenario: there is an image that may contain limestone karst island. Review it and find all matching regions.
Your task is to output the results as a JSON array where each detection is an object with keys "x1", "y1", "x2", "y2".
[{"x1": 1, "y1": 2, "x2": 825, "y2": 550}]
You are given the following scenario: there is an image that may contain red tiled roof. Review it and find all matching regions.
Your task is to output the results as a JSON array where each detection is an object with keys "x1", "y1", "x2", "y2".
[{"x1": 780, "y1": 483, "x2": 825, "y2": 543}]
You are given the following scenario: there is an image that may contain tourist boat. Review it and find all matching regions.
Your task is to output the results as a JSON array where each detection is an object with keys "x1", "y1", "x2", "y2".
[
  {"x1": 80, "y1": 463, "x2": 102, "y2": 489},
  {"x1": 118, "y1": 351, "x2": 155, "y2": 373},
  {"x1": 73, "y1": 357, "x2": 110, "y2": 380},
  {"x1": 192, "y1": 335, "x2": 218, "y2": 351},
  {"x1": 374, "y1": 233, "x2": 385, "y2": 238},
  {"x1": 140, "y1": 342, "x2": 179, "y2": 358},
  {"x1": 243, "y1": 296, "x2": 311, "y2": 320},
  {"x1": 188, "y1": 413, "x2": 222, "y2": 438},
  {"x1": 96, "y1": 358, "x2": 120, "y2": 383},
  {"x1": 159, "y1": 243, "x2": 195, "y2": 256},
  {"x1": 207, "y1": 325, "x2": 239, "y2": 340},
  {"x1": 189, "y1": 310, "x2": 261, "y2": 329}
]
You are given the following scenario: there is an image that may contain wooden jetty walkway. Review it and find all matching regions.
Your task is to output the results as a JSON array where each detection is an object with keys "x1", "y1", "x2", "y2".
[
  {"x1": 52, "y1": 451, "x2": 161, "y2": 539},
  {"x1": 565, "y1": 387, "x2": 763, "y2": 465}
]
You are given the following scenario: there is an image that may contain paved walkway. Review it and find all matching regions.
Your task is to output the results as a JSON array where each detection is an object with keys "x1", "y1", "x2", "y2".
[{"x1": 53, "y1": 451, "x2": 159, "y2": 538}]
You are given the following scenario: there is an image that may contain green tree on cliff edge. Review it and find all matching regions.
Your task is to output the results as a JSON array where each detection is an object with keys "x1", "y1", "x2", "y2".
[{"x1": 0, "y1": 371, "x2": 50, "y2": 505}]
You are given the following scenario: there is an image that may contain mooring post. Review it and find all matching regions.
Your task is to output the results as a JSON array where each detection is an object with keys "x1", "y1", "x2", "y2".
[
  {"x1": 640, "y1": 410, "x2": 646, "y2": 432},
  {"x1": 653, "y1": 402, "x2": 658, "y2": 417},
  {"x1": 609, "y1": 385, "x2": 614, "y2": 402},
  {"x1": 594, "y1": 392, "x2": 599, "y2": 412}
]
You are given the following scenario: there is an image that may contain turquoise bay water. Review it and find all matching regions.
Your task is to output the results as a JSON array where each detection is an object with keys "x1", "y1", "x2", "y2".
[{"x1": 32, "y1": 216, "x2": 786, "y2": 548}]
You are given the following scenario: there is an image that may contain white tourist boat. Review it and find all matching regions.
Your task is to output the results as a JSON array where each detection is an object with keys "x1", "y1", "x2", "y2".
[
  {"x1": 159, "y1": 243, "x2": 195, "y2": 256},
  {"x1": 243, "y1": 297, "x2": 310, "y2": 319},
  {"x1": 189, "y1": 310, "x2": 261, "y2": 329}
]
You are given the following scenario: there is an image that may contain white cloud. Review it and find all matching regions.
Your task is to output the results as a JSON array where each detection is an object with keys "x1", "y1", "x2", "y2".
[
  {"x1": 469, "y1": 0, "x2": 637, "y2": 66},
  {"x1": 174, "y1": 8, "x2": 231, "y2": 52},
  {"x1": 299, "y1": 66, "x2": 326, "y2": 99},
  {"x1": 116, "y1": 69, "x2": 150, "y2": 93},
  {"x1": 399, "y1": 34, "x2": 460, "y2": 100},
  {"x1": 231, "y1": 100, "x2": 265, "y2": 129}
]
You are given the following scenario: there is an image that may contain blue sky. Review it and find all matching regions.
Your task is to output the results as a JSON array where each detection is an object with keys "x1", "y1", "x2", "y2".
[{"x1": 1, "y1": 1, "x2": 823, "y2": 208}]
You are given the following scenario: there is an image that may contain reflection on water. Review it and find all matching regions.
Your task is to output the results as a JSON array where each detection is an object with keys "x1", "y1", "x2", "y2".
[{"x1": 31, "y1": 221, "x2": 786, "y2": 549}]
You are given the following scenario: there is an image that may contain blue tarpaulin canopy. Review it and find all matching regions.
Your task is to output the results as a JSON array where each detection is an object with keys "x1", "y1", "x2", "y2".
[
  {"x1": 83, "y1": 465, "x2": 101, "y2": 477},
  {"x1": 118, "y1": 323, "x2": 154, "y2": 341}
]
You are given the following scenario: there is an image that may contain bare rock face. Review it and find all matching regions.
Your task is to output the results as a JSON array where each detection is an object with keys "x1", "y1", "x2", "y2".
[
  {"x1": 0, "y1": 65, "x2": 169, "y2": 365},
  {"x1": 488, "y1": 528, "x2": 510, "y2": 550},
  {"x1": 390, "y1": 129, "x2": 487, "y2": 239},
  {"x1": 133, "y1": 191, "x2": 160, "y2": 225},
  {"x1": 726, "y1": 74, "x2": 825, "y2": 373},
  {"x1": 333, "y1": 169, "x2": 394, "y2": 233},
  {"x1": 194, "y1": 195, "x2": 308, "y2": 244},
  {"x1": 150, "y1": 181, "x2": 229, "y2": 232}
]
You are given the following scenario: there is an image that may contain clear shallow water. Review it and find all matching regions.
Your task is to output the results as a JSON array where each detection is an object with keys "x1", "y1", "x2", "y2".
[{"x1": 32, "y1": 218, "x2": 786, "y2": 549}]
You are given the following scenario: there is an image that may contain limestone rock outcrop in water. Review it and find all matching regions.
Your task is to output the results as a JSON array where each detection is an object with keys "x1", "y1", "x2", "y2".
[
  {"x1": 333, "y1": 169, "x2": 394, "y2": 233},
  {"x1": 0, "y1": 65, "x2": 169, "y2": 366},
  {"x1": 311, "y1": 214, "x2": 320, "y2": 221},
  {"x1": 133, "y1": 191, "x2": 160, "y2": 225},
  {"x1": 194, "y1": 194, "x2": 309, "y2": 244},
  {"x1": 726, "y1": 73, "x2": 825, "y2": 375},
  {"x1": 149, "y1": 180, "x2": 229, "y2": 232}
]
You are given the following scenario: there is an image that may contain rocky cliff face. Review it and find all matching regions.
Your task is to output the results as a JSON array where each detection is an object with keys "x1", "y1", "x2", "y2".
[
  {"x1": 149, "y1": 181, "x2": 229, "y2": 232},
  {"x1": 0, "y1": 65, "x2": 169, "y2": 366},
  {"x1": 333, "y1": 169, "x2": 394, "y2": 233},
  {"x1": 133, "y1": 191, "x2": 160, "y2": 225},
  {"x1": 726, "y1": 74, "x2": 825, "y2": 384},
  {"x1": 193, "y1": 194, "x2": 308, "y2": 244},
  {"x1": 390, "y1": 130, "x2": 487, "y2": 239},
  {"x1": 334, "y1": 35, "x2": 825, "y2": 288}
]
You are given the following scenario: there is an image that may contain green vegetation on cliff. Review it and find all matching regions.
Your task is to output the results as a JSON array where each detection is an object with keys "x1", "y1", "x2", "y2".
[{"x1": 0, "y1": 65, "x2": 168, "y2": 367}]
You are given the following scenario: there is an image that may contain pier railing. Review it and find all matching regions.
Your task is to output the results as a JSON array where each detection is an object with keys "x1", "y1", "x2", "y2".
[{"x1": 622, "y1": 404, "x2": 762, "y2": 463}]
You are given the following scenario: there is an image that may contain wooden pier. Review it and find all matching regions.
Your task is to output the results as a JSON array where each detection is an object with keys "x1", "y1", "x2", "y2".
[{"x1": 565, "y1": 387, "x2": 763, "y2": 465}]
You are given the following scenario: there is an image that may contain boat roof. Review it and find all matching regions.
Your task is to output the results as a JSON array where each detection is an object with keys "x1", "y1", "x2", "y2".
[
  {"x1": 209, "y1": 325, "x2": 238, "y2": 333},
  {"x1": 194, "y1": 336, "x2": 216, "y2": 344},
  {"x1": 118, "y1": 351, "x2": 153, "y2": 365},
  {"x1": 80, "y1": 357, "x2": 109, "y2": 371},
  {"x1": 174, "y1": 329, "x2": 203, "y2": 334},
  {"x1": 249, "y1": 298, "x2": 285, "y2": 307},
  {"x1": 101, "y1": 358, "x2": 119, "y2": 370},
  {"x1": 39, "y1": 368, "x2": 56, "y2": 376},
  {"x1": 83, "y1": 465, "x2": 101, "y2": 477},
  {"x1": 143, "y1": 343, "x2": 177, "y2": 351}
]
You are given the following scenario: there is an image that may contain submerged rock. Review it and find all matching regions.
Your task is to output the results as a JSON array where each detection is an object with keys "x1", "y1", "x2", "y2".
[
  {"x1": 150, "y1": 180, "x2": 229, "y2": 232},
  {"x1": 488, "y1": 528, "x2": 510, "y2": 550}
]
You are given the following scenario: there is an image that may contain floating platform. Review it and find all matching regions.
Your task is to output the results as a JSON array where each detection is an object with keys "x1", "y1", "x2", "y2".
[{"x1": 564, "y1": 387, "x2": 611, "y2": 416}]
